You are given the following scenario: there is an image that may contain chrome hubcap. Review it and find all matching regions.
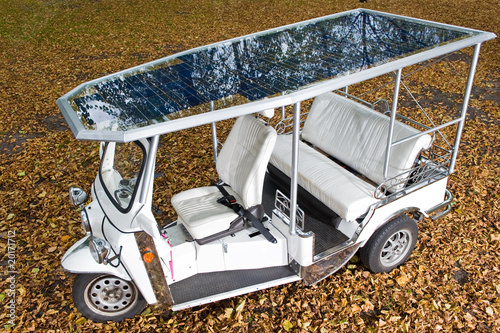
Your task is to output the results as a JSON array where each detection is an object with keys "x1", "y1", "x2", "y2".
[
  {"x1": 85, "y1": 276, "x2": 137, "y2": 314},
  {"x1": 380, "y1": 230, "x2": 412, "y2": 267}
]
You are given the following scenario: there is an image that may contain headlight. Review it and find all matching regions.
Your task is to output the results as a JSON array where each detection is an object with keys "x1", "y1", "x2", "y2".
[
  {"x1": 89, "y1": 237, "x2": 110, "y2": 264},
  {"x1": 80, "y1": 209, "x2": 91, "y2": 235}
]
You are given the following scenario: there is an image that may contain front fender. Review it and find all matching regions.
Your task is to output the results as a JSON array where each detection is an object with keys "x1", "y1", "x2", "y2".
[{"x1": 61, "y1": 236, "x2": 130, "y2": 281}]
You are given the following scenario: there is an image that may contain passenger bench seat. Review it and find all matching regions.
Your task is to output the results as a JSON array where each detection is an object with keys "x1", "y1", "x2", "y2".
[{"x1": 269, "y1": 92, "x2": 432, "y2": 222}]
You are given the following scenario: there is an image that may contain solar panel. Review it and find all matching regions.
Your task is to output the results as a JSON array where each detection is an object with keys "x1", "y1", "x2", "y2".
[{"x1": 58, "y1": 9, "x2": 494, "y2": 141}]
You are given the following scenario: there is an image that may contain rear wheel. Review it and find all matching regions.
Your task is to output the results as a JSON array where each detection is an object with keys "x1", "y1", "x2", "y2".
[
  {"x1": 72, "y1": 273, "x2": 147, "y2": 322},
  {"x1": 360, "y1": 215, "x2": 418, "y2": 273}
]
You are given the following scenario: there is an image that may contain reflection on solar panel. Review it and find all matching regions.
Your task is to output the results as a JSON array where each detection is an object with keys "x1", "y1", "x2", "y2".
[{"x1": 58, "y1": 9, "x2": 493, "y2": 141}]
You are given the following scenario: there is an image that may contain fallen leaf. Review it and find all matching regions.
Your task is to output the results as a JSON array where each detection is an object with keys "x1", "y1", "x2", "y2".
[
  {"x1": 141, "y1": 307, "x2": 152, "y2": 316},
  {"x1": 464, "y1": 312, "x2": 475, "y2": 322},
  {"x1": 363, "y1": 300, "x2": 375, "y2": 311},
  {"x1": 396, "y1": 273, "x2": 410, "y2": 286},
  {"x1": 224, "y1": 308, "x2": 233, "y2": 319},
  {"x1": 486, "y1": 307, "x2": 494, "y2": 316},
  {"x1": 235, "y1": 299, "x2": 246, "y2": 313},
  {"x1": 282, "y1": 320, "x2": 293, "y2": 331},
  {"x1": 60, "y1": 235, "x2": 71, "y2": 242},
  {"x1": 75, "y1": 317, "x2": 86, "y2": 325}
]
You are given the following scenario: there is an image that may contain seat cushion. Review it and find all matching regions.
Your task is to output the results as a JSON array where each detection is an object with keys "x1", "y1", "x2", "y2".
[
  {"x1": 171, "y1": 115, "x2": 277, "y2": 242},
  {"x1": 270, "y1": 135, "x2": 379, "y2": 221},
  {"x1": 216, "y1": 115, "x2": 277, "y2": 208},
  {"x1": 301, "y1": 92, "x2": 432, "y2": 190},
  {"x1": 171, "y1": 186, "x2": 242, "y2": 240}
]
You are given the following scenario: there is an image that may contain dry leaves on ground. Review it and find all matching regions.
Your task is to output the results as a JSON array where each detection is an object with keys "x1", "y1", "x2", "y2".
[{"x1": 0, "y1": 0, "x2": 499, "y2": 332}]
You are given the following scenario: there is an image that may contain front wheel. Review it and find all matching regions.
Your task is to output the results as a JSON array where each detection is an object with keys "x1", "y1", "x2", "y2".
[
  {"x1": 72, "y1": 274, "x2": 147, "y2": 322},
  {"x1": 360, "y1": 215, "x2": 418, "y2": 273}
]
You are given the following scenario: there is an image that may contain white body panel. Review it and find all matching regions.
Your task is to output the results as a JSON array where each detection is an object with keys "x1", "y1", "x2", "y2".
[
  {"x1": 163, "y1": 221, "x2": 288, "y2": 284},
  {"x1": 271, "y1": 212, "x2": 314, "y2": 267},
  {"x1": 220, "y1": 222, "x2": 288, "y2": 270},
  {"x1": 166, "y1": 226, "x2": 198, "y2": 283},
  {"x1": 100, "y1": 216, "x2": 159, "y2": 304},
  {"x1": 195, "y1": 240, "x2": 226, "y2": 273},
  {"x1": 61, "y1": 236, "x2": 130, "y2": 281},
  {"x1": 358, "y1": 177, "x2": 449, "y2": 246}
]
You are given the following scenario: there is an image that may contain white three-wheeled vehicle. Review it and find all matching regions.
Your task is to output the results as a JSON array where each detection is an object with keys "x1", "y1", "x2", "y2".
[{"x1": 57, "y1": 9, "x2": 495, "y2": 322}]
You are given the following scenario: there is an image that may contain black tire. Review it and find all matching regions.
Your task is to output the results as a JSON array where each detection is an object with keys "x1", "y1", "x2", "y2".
[
  {"x1": 360, "y1": 215, "x2": 418, "y2": 273},
  {"x1": 72, "y1": 274, "x2": 147, "y2": 322}
]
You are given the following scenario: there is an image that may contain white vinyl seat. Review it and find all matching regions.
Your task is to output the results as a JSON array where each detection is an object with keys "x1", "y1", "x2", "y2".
[
  {"x1": 171, "y1": 115, "x2": 277, "y2": 242},
  {"x1": 270, "y1": 134, "x2": 379, "y2": 222},
  {"x1": 270, "y1": 92, "x2": 432, "y2": 222}
]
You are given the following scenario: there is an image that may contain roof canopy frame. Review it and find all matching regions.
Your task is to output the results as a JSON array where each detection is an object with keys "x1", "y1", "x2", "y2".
[{"x1": 57, "y1": 8, "x2": 496, "y2": 143}]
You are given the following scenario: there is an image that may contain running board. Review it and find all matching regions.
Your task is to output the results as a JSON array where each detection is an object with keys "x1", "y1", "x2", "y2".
[{"x1": 170, "y1": 266, "x2": 300, "y2": 310}]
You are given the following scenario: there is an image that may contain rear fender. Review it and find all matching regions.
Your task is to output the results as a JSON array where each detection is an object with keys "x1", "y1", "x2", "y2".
[{"x1": 61, "y1": 236, "x2": 130, "y2": 281}]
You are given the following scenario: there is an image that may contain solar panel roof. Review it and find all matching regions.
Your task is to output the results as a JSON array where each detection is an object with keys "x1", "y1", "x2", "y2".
[{"x1": 57, "y1": 9, "x2": 495, "y2": 142}]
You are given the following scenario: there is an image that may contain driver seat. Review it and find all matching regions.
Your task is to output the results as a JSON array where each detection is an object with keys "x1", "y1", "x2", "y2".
[{"x1": 171, "y1": 115, "x2": 277, "y2": 244}]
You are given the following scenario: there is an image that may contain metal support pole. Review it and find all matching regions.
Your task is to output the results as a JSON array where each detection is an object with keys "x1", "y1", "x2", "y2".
[
  {"x1": 383, "y1": 69, "x2": 402, "y2": 179},
  {"x1": 211, "y1": 122, "x2": 218, "y2": 164},
  {"x1": 289, "y1": 102, "x2": 301, "y2": 236},
  {"x1": 281, "y1": 92, "x2": 286, "y2": 120},
  {"x1": 140, "y1": 135, "x2": 160, "y2": 204},
  {"x1": 449, "y1": 43, "x2": 482, "y2": 173},
  {"x1": 210, "y1": 101, "x2": 218, "y2": 164}
]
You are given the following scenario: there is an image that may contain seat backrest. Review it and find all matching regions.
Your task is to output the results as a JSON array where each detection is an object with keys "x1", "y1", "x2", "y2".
[
  {"x1": 301, "y1": 92, "x2": 432, "y2": 190},
  {"x1": 216, "y1": 115, "x2": 277, "y2": 208}
]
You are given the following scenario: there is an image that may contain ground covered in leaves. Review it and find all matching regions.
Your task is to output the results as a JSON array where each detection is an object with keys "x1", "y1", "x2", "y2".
[{"x1": 0, "y1": 0, "x2": 499, "y2": 332}]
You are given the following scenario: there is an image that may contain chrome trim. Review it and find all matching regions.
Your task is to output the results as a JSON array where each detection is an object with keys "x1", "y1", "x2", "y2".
[
  {"x1": 371, "y1": 175, "x2": 449, "y2": 213},
  {"x1": 69, "y1": 186, "x2": 88, "y2": 206},
  {"x1": 275, "y1": 111, "x2": 309, "y2": 135},
  {"x1": 272, "y1": 209, "x2": 313, "y2": 238},
  {"x1": 426, "y1": 189, "x2": 453, "y2": 220},
  {"x1": 275, "y1": 190, "x2": 305, "y2": 231},
  {"x1": 313, "y1": 240, "x2": 356, "y2": 262},
  {"x1": 89, "y1": 237, "x2": 110, "y2": 264},
  {"x1": 305, "y1": 242, "x2": 361, "y2": 285},
  {"x1": 374, "y1": 162, "x2": 449, "y2": 199},
  {"x1": 289, "y1": 102, "x2": 301, "y2": 236},
  {"x1": 383, "y1": 68, "x2": 402, "y2": 179},
  {"x1": 80, "y1": 208, "x2": 91, "y2": 235},
  {"x1": 139, "y1": 136, "x2": 159, "y2": 204},
  {"x1": 211, "y1": 121, "x2": 218, "y2": 164},
  {"x1": 450, "y1": 43, "x2": 482, "y2": 173}
]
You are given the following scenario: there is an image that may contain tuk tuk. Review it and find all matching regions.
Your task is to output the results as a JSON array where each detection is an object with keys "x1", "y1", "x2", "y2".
[{"x1": 56, "y1": 8, "x2": 495, "y2": 322}]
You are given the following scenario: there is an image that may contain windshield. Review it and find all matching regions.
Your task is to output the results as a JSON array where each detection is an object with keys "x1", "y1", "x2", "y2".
[{"x1": 99, "y1": 141, "x2": 146, "y2": 211}]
